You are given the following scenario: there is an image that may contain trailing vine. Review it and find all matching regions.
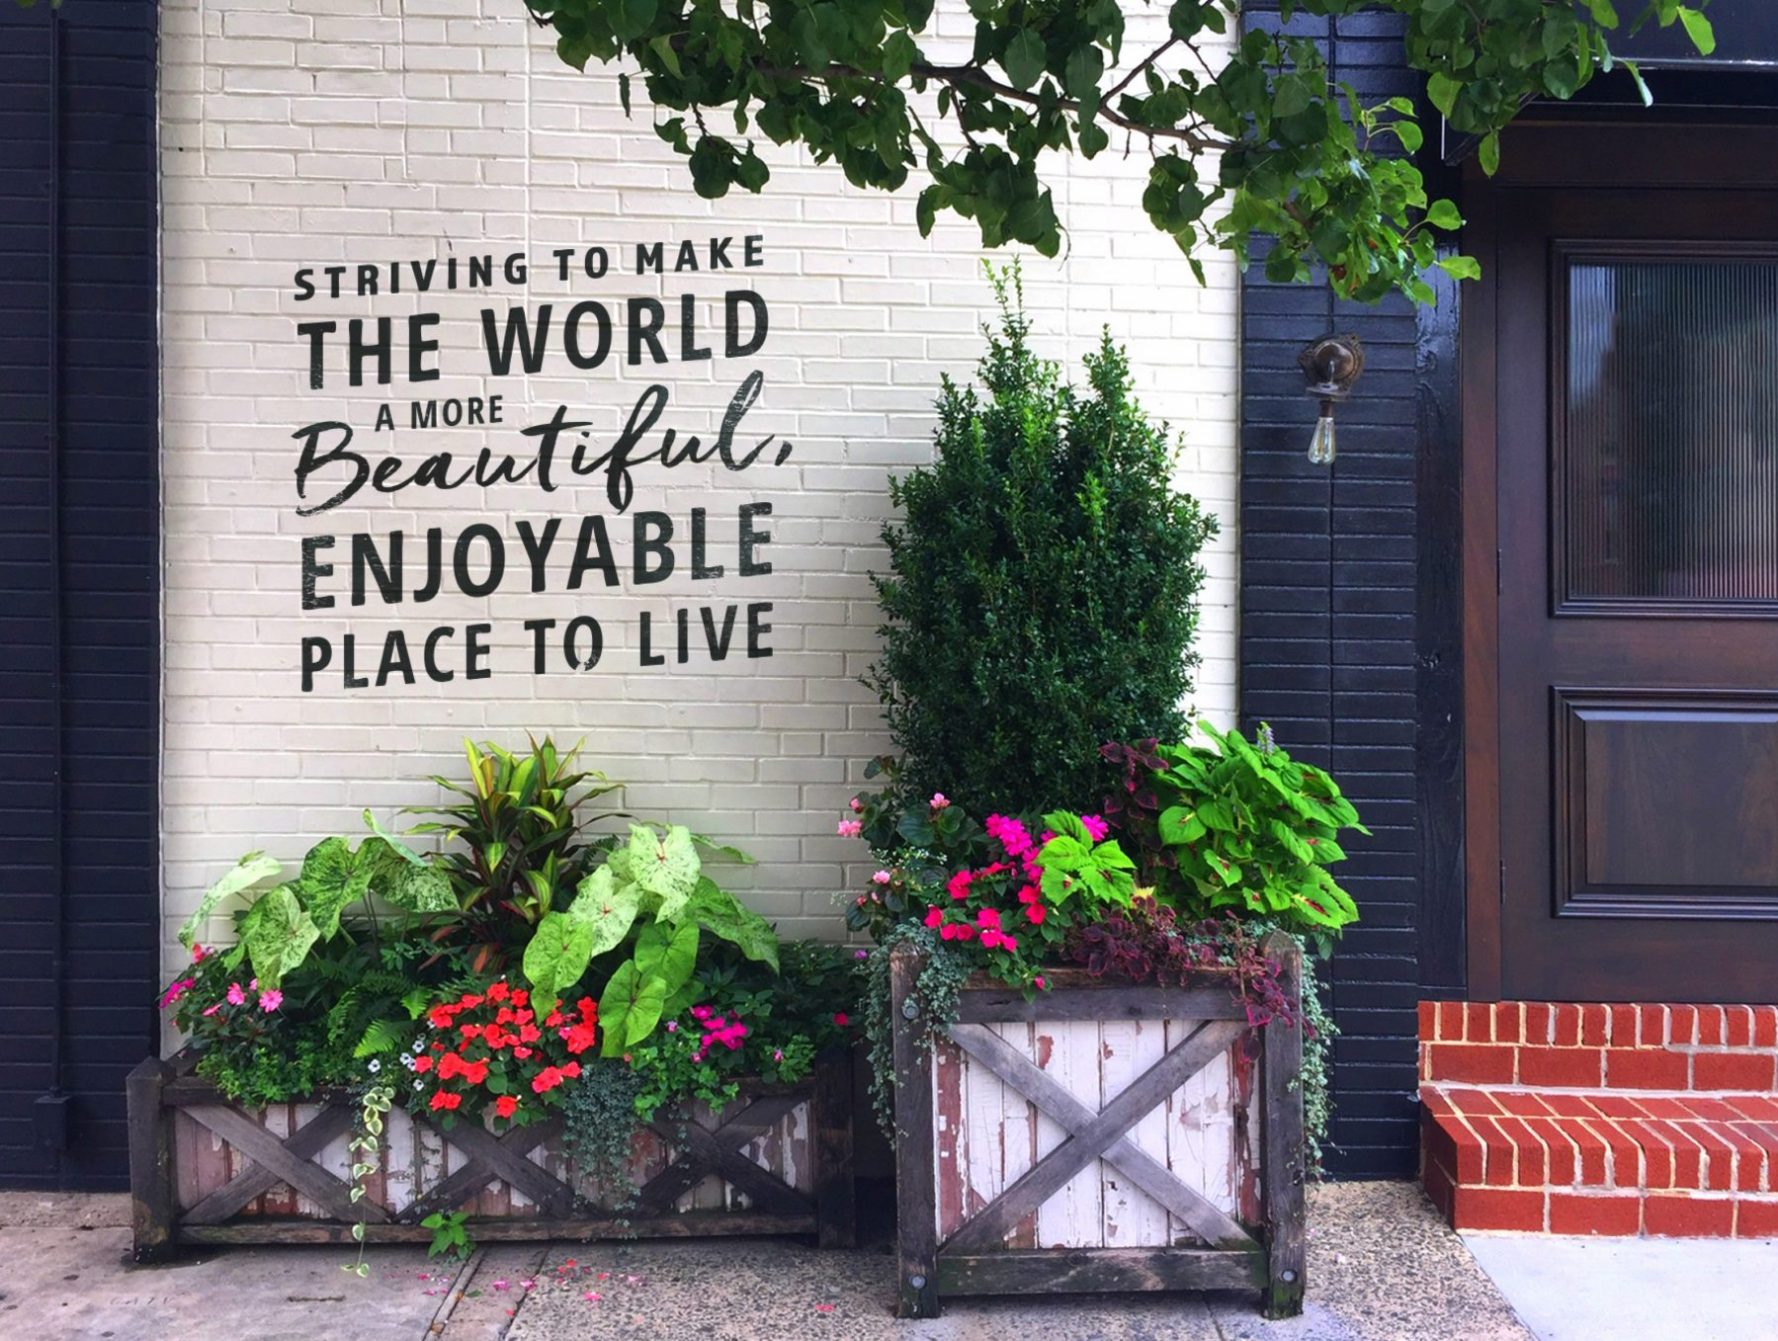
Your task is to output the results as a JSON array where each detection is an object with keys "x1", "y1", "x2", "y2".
[
  {"x1": 1298, "y1": 951, "x2": 1337, "y2": 1178},
  {"x1": 860, "y1": 923, "x2": 971, "y2": 1139},
  {"x1": 559, "y1": 1058, "x2": 648, "y2": 1224},
  {"x1": 341, "y1": 1080, "x2": 395, "y2": 1278}
]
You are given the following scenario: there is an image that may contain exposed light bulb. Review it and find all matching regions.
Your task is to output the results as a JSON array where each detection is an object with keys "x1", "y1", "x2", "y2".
[{"x1": 1307, "y1": 406, "x2": 1337, "y2": 466}]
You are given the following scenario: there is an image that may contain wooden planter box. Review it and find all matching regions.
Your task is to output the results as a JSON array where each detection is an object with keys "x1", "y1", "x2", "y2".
[
  {"x1": 888, "y1": 935, "x2": 1305, "y2": 1319},
  {"x1": 127, "y1": 1045, "x2": 854, "y2": 1262}
]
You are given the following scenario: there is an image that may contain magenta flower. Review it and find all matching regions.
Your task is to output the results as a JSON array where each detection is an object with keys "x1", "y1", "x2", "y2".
[
  {"x1": 258, "y1": 988, "x2": 283, "y2": 1012},
  {"x1": 158, "y1": 977, "x2": 195, "y2": 1010},
  {"x1": 1081, "y1": 814, "x2": 1110, "y2": 842},
  {"x1": 225, "y1": 982, "x2": 247, "y2": 1006}
]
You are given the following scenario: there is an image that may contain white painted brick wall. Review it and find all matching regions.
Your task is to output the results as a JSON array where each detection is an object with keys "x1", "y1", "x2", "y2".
[{"x1": 159, "y1": 0, "x2": 1241, "y2": 968}]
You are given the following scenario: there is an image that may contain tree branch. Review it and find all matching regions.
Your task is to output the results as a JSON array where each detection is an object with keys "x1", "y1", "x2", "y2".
[{"x1": 752, "y1": 59, "x2": 1228, "y2": 152}]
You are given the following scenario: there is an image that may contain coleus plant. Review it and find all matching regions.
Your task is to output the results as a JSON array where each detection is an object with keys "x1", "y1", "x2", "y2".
[
  {"x1": 520, "y1": 823, "x2": 780, "y2": 1057},
  {"x1": 176, "y1": 812, "x2": 456, "y2": 990}
]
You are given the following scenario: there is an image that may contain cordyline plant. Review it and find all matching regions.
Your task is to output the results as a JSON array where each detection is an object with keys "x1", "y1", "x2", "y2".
[{"x1": 519, "y1": 0, "x2": 1718, "y2": 302}]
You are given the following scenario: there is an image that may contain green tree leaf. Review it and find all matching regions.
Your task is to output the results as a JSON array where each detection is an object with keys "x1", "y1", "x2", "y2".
[
  {"x1": 1004, "y1": 29, "x2": 1047, "y2": 90},
  {"x1": 1678, "y1": 6, "x2": 1716, "y2": 56}
]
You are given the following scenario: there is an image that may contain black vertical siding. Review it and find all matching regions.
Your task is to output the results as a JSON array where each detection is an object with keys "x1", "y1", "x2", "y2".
[
  {"x1": 1240, "y1": 8, "x2": 1433, "y2": 1178},
  {"x1": 0, "y1": 0, "x2": 159, "y2": 1189}
]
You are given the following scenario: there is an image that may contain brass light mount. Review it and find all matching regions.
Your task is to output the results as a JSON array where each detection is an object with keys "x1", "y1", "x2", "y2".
[{"x1": 1298, "y1": 333, "x2": 1365, "y2": 466}]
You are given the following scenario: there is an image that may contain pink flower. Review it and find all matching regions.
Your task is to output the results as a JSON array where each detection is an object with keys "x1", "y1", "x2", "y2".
[
  {"x1": 202, "y1": 1003, "x2": 223, "y2": 1017},
  {"x1": 946, "y1": 869, "x2": 973, "y2": 900},
  {"x1": 930, "y1": 793, "x2": 950, "y2": 811},
  {"x1": 985, "y1": 814, "x2": 1034, "y2": 858},
  {"x1": 1081, "y1": 814, "x2": 1110, "y2": 842},
  {"x1": 871, "y1": 869, "x2": 892, "y2": 886},
  {"x1": 924, "y1": 906, "x2": 944, "y2": 929},
  {"x1": 191, "y1": 944, "x2": 210, "y2": 963},
  {"x1": 976, "y1": 906, "x2": 1001, "y2": 930},
  {"x1": 773, "y1": 1049, "x2": 784, "y2": 1062},
  {"x1": 1034, "y1": 976, "x2": 1048, "y2": 990},
  {"x1": 158, "y1": 977, "x2": 195, "y2": 1010},
  {"x1": 258, "y1": 989, "x2": 283, "y2": 1012},
  {"x1": 836, "y1": 819, "x2": 863, "y2": 838},
  {"x1": 664, "y1": 1020, "x2": 678, "y2": 1032},
  {"x1": 849, "y1": 796, "x2": 863, "y2": 813},
  {"x1": 225, "y1": 982, "x2": 246, "y2": 1006}
]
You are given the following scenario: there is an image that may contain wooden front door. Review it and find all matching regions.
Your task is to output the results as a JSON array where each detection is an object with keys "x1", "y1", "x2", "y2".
[{"x1": 1483, "y1": 146, "x2": 1778, "y2": 1002}]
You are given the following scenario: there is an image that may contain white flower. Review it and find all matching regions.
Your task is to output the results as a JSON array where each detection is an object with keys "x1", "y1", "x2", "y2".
[{"x1": 366, "y1": 1059, "x2": 382, "y2": 1074}]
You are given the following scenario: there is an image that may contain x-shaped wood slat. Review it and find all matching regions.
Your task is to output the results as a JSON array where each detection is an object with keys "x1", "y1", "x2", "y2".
[
  {"x1": 636, "y1": 1094, "x2": 812, "y2": 1217},
  {"x1": 185, "y1": 1103, "x2": 386, "y2": 1224},
  {"x1": 941, "y1": 1019, "x2": 1251, "y2": 1253},
  {"x1": 407, "y1": 1114, "x2": 575, "y2": 1219},
  {"x1": 181, "y1": 1101, "x2": 357, "y2": 1226}
]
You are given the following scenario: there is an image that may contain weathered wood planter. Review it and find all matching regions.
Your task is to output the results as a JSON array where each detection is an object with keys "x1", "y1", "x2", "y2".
[
  {"x1": 888, "y1": 935, "x2": 1305, "y2": 1319},
  {"x1": 127, "y1": 1046, "x2": 854, "y2": 1262}
]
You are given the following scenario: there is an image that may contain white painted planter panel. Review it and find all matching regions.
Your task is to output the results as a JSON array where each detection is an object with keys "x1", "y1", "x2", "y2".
[{"x1": 931, "y1": 1018, "x2": 1260, "y2": 1250}]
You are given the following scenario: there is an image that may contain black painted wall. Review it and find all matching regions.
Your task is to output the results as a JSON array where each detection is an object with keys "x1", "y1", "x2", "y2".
[
  {"x1": 0, "y1": 0, "x2": 159, "y2": 1188},
  {"x1": 1239, "y1": 8, "x2": 1445, "y2": 1179}
]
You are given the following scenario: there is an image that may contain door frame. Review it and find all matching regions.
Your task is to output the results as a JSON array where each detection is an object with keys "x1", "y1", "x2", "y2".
[{"x1": 1459, "y1": 121, "x2": 1778, "y2": 1002}]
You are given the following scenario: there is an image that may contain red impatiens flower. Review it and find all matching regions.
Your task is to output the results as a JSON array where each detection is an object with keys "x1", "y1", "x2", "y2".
[
  {"x1": 412, "y1": 1055, "x2": 434, "y2": 1075},
  {"x1": 833, "y1": 1012, "x2": 849, "y2": 1028},
  {"x1": 531, "y1": 1066, "x2": 566, "y2": 1095},
  {"x1": 429, "y1": 1089, "x2": 462, "y2": 1112},
  {"x1": 494, "y1": 1095, "x2": 519, "y2": 1119}
]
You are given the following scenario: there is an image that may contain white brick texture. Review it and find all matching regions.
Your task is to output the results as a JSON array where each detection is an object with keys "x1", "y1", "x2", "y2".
[{"x1": 159, "y1": 0, "x2": 1241, "y2": 966}]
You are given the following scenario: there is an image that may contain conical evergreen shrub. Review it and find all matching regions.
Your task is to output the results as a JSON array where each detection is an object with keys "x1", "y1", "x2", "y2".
[{"x1": 866, "y1": 268, "x2": 1218, "y2": 815}]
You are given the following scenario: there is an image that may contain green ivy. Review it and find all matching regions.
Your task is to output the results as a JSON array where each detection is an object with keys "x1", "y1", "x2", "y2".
[
  {"x1": 865, "y1": 268, "x2": 1216, "y2": 815},
  {"x1": 518, "y1": 0, "x2": 1719, "y2": 301}
]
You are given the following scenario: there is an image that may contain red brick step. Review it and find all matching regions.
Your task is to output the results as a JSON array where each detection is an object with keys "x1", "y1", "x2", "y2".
[{"x1": 1418, "y1": 1001, "x2": 1778, "y2": 1238}]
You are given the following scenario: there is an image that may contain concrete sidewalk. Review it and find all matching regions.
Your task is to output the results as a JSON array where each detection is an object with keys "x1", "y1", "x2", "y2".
[{"x1": 3, "y1": 1182, "x2": 1528, "y2": 1341}]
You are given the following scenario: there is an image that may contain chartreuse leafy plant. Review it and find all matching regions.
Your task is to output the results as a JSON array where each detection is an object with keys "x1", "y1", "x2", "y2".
[
  {"x1": 176, "y1": 816, "x2": 455, "y2": 991},
  {"x1": 520, "y1": 0, "x2": 1718, "y2": 301},
  {"x1": 1134, "y1": 722, "x2": 1367, "y2": 944},
  {"x1": 521, "y1": 823, "x2": 780, "y2": 1057}
]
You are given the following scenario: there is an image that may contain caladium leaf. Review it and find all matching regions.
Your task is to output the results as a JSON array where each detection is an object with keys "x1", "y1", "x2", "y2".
[
  {"x1": 178, "y1": 851, "x2": 283, "y2": 950},
  {"x1": 296, "y1": 836, "x2": 379, "y2": 940},
  {"x1": 382, "y1": 862, "x2": 457, "y2": 913},
  {"x1": 629, "y1": 823, "x2": 701, "y2": 920},
  {"x1": 688, "y1": 877, "x2": 778, "y2": 970},
  {"x1": 633, "y1": 920, "x2": 699, "y2": 995},
  {"x1": 522, "y1": 910, "x2": 598, "y2": 1002},
  {"x1": 239, "y1": 884, "x2": 320, "y2": 989},
  {"x1": 565, "y1": 866, "x2": 642, "y2": 959},
  {"x1": 598, "y1": 961, "x2": 669, "y2": 1056}
]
